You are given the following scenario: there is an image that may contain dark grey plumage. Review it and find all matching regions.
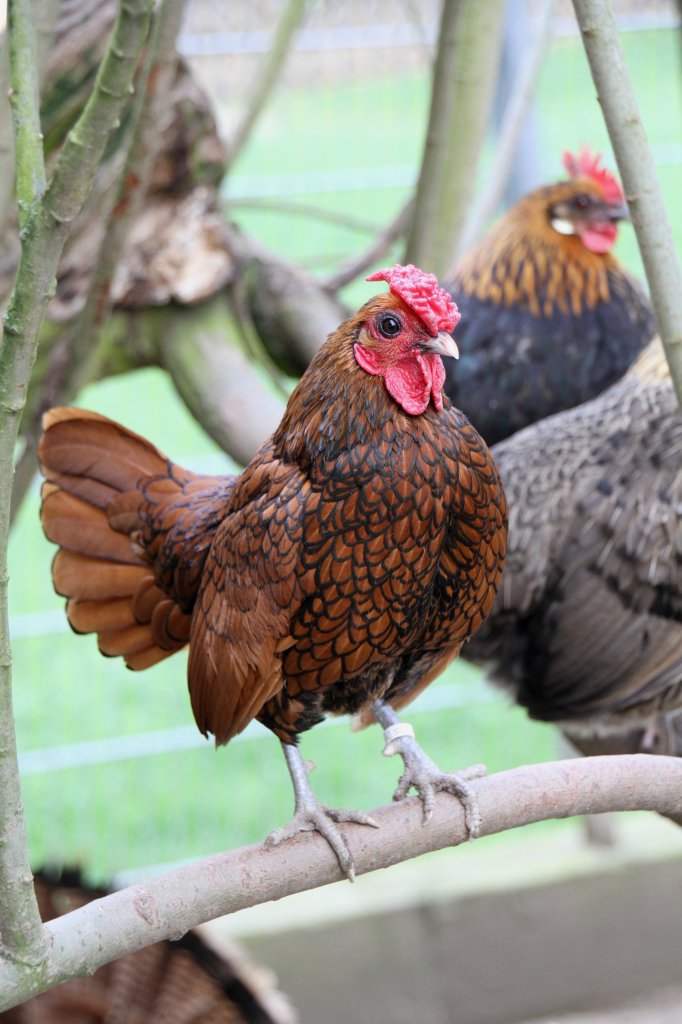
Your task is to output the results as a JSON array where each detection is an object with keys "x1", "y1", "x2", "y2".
[{"x1": 464, "y1": 340, "x2": 682, "y2": 756}]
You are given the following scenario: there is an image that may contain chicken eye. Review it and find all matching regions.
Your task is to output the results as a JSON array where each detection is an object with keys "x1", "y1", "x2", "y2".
[
  {"x1": 573, "y1": 194, "x2": 591, "y2": 210},
  {"x1": 378, "y1": 313, "x2": 402, "y2": 338}
]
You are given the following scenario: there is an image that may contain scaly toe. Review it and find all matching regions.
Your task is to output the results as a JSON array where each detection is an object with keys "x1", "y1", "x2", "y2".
[
  {"x1": 264, "y1": 819, "x2": 312, "y2": 848},
  {"x1": 324, "y1": 807, "x2": 380, "y2": 829},
  {"x1": 435, "y1": 774, "x2": 482, "y2": 838},
  {"x1": 264, "y1": 804, "x2": 380, "y2": 881},
  {"x1": 392, "y1": 765, "x2": 484, "y2": 838},
  {"x1": 392, "y1": 769, "x2": 414, "y2": 803},
  {"x1": 265, "y1": 813, "x2": 355, "y2": 879}
]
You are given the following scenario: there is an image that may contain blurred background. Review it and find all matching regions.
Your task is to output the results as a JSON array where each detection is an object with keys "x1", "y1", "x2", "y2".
[{"x1": 5, "y1": 1, "x2": 682, "y2": 1021}]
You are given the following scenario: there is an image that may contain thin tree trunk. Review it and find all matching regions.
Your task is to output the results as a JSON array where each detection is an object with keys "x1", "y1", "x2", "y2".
[
  {"x1": 405, "y1": 0, "x2": 505, "y2": 276},
  {"x1": 0, "y1": 31, "x2": 17, "y2": 233},
  {"x1": 572, "y1": 0, "x2": 682, "y2": 408},
  {"x1": 67, "y1": 0, "x2": 189, "y2": 396},
  {"x1": 0, "y1": 0, "x2": 153, "y2": 976},
  {"x1": 0, "y1": 0, "x2": 51, "y2": 971},
  {"x1": 453, "y1": 0, "x2": 555, "y2": 267}
]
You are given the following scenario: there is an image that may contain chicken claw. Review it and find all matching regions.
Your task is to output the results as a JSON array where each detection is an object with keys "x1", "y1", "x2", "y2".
[
  {"x1": 372, "y1": 700, "x2": 487, "y2": 838},
  {"x1": 266, "y1": 741, "x2": 379, "y2": 881}
]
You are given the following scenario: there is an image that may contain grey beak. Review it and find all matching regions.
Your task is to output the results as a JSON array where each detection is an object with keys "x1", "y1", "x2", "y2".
[
  {"x1": 424, "y1": 331, "x2": 459, "y2": 360},
  {"x1": 605, "y1": 200, "x2": 630, "y2": 223}
]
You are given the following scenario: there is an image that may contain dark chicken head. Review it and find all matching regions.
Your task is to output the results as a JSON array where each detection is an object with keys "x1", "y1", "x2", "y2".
[{"x1": 548, "y1": 146, "x2": 629, "y2": 254}]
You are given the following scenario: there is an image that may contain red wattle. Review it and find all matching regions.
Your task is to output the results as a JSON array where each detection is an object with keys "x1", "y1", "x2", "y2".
[
  {"x1": 580, "y1": 222, "x2": 618, "y2": 254},
  {"x1": 354, "y1": 343, "x2": 445, "y2": 415}
]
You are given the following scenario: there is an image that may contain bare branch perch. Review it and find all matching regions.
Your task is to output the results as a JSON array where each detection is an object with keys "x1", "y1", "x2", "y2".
[
  {"x1": 0, "y1": 754, "x2": 680, "y2": 1010},
  {"x1": 572, "y1": 0, "x2": 682, "y2": 406}
]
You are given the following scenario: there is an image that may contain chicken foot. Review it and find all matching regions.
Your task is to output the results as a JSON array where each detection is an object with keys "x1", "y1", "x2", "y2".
[
  {"x1": 265, "y1": 740, "x2": 379, "y2": 881},
  {"x1": 372, "y1": 699, "x2": 487, "y2": 838}
]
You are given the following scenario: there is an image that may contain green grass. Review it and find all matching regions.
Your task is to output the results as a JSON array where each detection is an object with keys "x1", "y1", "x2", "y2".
[{"x1": 10, "y1": 26, "x2": 682, "y2": 881}]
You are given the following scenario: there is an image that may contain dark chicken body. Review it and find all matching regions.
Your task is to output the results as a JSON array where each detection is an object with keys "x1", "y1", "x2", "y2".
[
  {"x1": 40, "y1": 270, "x2": 507, "y2": 876},
  {"x1": 464, "y1": 341, "x2": 682, "y2": 762},
  {"x1": 444, "y1": 165, "x2": 656, "y2": 445}
]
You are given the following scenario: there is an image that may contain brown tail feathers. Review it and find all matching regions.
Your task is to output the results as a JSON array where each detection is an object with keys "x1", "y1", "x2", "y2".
[{"x1": 39, "y1": 407, "x2": 215, "y2": 671}]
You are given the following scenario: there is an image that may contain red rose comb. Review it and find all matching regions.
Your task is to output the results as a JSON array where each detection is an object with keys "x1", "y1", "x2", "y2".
[
  {"x1": 562, "y1": 146, "x2": 624, "y2": 204},
  {"x1": 367, "y1": 264, "x2": 461, "y2": 336}
]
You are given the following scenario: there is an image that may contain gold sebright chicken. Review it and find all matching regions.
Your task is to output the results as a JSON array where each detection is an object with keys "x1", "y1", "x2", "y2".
[{"x1": 40, "y1": 264, "x2": 508, "y2": 878}]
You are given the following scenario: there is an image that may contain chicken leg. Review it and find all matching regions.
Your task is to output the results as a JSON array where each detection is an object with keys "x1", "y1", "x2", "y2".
[
  {"x1": 372, "y1": 699, "x2": 486, "y2": 837},
  {"x1": 265, "y1": 741, "x2": 379, "y2": 881}
]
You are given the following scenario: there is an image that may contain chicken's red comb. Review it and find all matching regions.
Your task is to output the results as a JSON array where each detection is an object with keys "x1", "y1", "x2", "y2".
[
  {"x1": 366, "y1": 264, "x2": 460, "y2": 336},
  {"x1": 562, "y1": 146, "x2": 624, "y2": 204}
]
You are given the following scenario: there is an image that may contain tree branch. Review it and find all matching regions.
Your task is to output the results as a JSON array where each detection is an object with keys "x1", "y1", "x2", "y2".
[
  {"x1": 572, "y1": 0, "x2": 682, "y2": 408},
  {"x1": 43, "y1": 2, "x2": 151, "y2": 226},
  {"x1": 1, "y1": 0, "x2": 154, "y2": 412},
  {"x1": 323, "y1": 198, "x2": 414, "y2": 293},
  {"x1": 227, "y1": 0, "x2": 308, "y2": 167},
  {"x1": 67, "y1": 0, "x2": 189, "y2": 393},
  {"x1": 244, "y1": 254, "x2": 348, "y2": 375},
  {"x1": 227, "y1": 225, "x2": 347, "y2": 377},
  {"x1": 0, "y1": 0, "x2": 52, "y2": 976},
  {"x1": 159, "y1": 294, "x2": 287, "y2": 465},
  {"x1": 0, "y1": 754, "x2": 679, "y2": 1010},
  {"x1": 405, "y1": 0, "x2": 505, "y2": 275},
  {"x1": 452, "y1": 0, "x2": 555, "y2": 266},
  {"x1": 0, "y1": 31, "x2": 17, "y2": 234},
  {"x1": 8, "y1": 0, "x2": 189, "y2": 525},
  {"x1": 228, "y1": 196, "x2": 381, "y2": 235},
  {"x1": 0, "y1": 0, "x2": 153, "y2": 976},
  {"x1": 7, "y1": 0, "x2": 46, "y2": 228}
]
